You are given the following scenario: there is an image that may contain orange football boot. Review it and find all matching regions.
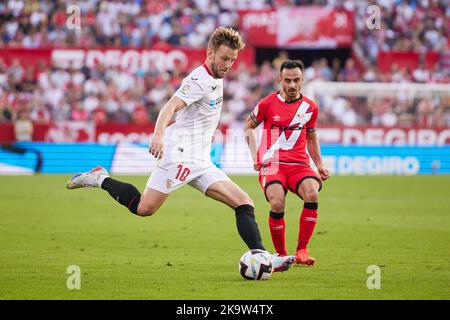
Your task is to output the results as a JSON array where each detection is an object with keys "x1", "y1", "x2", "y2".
[{"x1": 294, "y1": 249, "x2": 316, "y2": 266}]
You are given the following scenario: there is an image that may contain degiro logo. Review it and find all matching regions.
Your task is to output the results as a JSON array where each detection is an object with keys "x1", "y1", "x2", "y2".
[
  {"x1": 209, "y1": 96, "x2": 223, "y2": 108},
  {"x1": 335, "y1": 156, "x2": 420, "y2": 175}
]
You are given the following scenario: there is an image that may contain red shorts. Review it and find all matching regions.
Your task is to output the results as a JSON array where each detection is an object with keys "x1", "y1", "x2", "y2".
[{"x1": 258, "y1": 162, "x2": 322, "y2": 200}]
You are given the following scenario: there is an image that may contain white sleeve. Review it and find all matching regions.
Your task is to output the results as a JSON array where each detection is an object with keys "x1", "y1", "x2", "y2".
[{"x1": 174, "y1": 79, "x2": 204, "y2": 106}]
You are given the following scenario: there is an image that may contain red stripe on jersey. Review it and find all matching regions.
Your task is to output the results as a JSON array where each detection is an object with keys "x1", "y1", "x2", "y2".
[
  {"x1": 202, "y1": 63, "x2": 216, "y2": 78},
  {"x1": 255, "y1": 92, "x2": 318, "y2": 167}
]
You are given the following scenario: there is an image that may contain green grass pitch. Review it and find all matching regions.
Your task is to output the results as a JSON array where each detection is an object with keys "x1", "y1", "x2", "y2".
[{"x1": 0, "y1": 174, "x2": 449, "y2": 299}]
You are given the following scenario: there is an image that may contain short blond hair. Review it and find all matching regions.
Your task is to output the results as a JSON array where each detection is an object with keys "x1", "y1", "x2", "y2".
[{"x1": 208, "y1": 27, "x2": 245, "y2": 51}]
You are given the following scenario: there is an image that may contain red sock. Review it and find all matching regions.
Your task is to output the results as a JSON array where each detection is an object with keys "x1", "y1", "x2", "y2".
[
  {"x1": 297, "y1": 202, "x2": 318, "y2": 251},
  {"x1": 269, "y1": 211, "x2": 287, "y2": 256}
]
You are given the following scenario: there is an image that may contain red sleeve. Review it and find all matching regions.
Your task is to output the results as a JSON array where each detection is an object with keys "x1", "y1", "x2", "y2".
[
  {"x1": 306, "y1": 101, "x2": 318, "y2": 132},
  {"x1": 250, "y1": 99, "x2": 267, "y2": 125}
]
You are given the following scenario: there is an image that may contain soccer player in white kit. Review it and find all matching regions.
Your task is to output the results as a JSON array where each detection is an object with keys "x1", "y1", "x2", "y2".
[{"x1": 66, "y1": 27, "x2": 294, "y2": 272}]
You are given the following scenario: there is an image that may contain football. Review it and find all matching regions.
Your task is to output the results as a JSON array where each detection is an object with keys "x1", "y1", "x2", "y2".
[{"x1": 239, "y1": 249, "x2": 273, "y2": 280}]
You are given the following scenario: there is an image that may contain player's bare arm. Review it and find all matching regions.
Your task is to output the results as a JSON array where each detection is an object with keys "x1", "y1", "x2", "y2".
[
  {"x1": 244, "y1": 114, "x2": 260, "y2": 171},
  {"x1": 306, "y1": 130, "x2": 330, "y2": 181},
  {"x1": 149, "y1": 96, "x2": 187, "y2": 159}
]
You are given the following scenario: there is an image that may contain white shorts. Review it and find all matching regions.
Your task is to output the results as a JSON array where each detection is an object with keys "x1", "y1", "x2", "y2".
[{"x1": 146, "y1": 160, "x2": 231, "y2": 194}]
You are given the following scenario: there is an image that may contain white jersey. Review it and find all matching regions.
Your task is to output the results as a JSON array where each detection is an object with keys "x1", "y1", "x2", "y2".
[{"x1": 164, "y1": 64, "x2": 223, "y2": 163}]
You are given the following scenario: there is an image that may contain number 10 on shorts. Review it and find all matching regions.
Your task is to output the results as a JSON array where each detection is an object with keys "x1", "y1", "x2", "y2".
[{"x1": 176, "y1": 164, "x2": 191, "y2": 181}]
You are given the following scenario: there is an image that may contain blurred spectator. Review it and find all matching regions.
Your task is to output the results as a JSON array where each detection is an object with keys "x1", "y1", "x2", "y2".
[
  {"x1": 412, "y1": 61, "x2": 430, "y2": 83},
  {"x1": 371, "y1": 101, "x2": 398, "y2": 127},
  {"x1": 305, "y1": 60, "x2": 322, "y2": 82},
  {"x1": 272, "y1": 51, "x2": 289, "y2": 72},
  {"x1": 330, "y1": 58, "x2": 341, "y2": 82},
  {"x1": 318, "y1": 58, "x2": 332, "y2": 81},
  {"x1": 0, "y1": 55, "x2": 447, "y2": 128},
  {"x1": 132, "y1": 105, "x2": 149, "y2": 125},
  {"x1": 0, "y1": 105, "x2": 14, "y2": 122},
  {"x1": 8, "y1": 59, "x2": 24, "y2": 82},
  {"x1": 362, "y1": 65, "x2": 378, "y2": 82},
  {"x1": 29, "y1": 104, "x2": 51, "y2": 123},
  {"x1": 14, "y1": 110, "x2": 33, "y2": 141},
  {"x1": 357, "y1": 0, "x2": 448, "y2": 61},
  {"x1": 338, "y1": 58, "x2": 360, "y2": 82},
  {"x1": 416, "y1": 97, "x2": 435, "y2": 127},
  {"x1": 71, "y1": 102, "x2": 89, "y2": 121},
  {"x1": 429, "y1": 62, "x2": 450, "y2": 83},
  {"x1": 341, "y1": 103, "x2": 358, "y2": 126},
  {"x1": 92, "y1": 105, "x2": 108, "y2": 124},
  {"x1": 110, "y1": 105, "x2": 130, "y2": 123},
  {"x1": 390, "y1": 63, "x2": 412, "y2": 83}
]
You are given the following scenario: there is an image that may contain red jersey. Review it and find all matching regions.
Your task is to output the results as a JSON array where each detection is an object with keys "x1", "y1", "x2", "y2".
[{"x1": 250, "y1": 92, "x2": 318, "y2": 168}]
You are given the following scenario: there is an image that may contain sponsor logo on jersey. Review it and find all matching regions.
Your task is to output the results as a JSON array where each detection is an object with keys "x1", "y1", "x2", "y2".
[
  {"x1": 212, "y1": 85, "x2": 218, "y2": 91},
  {"x1": 191, "y1": 77, "x2": 198, "y2": 81},
  {"x1": 273, "y1": 115, "x2": 281, "y2": 121},
  {"x1": 180, "y1": 84, "x2": 190, "y2": 95},
  {"x1": 209, "y1": 96, "x2": 223, "y2": 108}
]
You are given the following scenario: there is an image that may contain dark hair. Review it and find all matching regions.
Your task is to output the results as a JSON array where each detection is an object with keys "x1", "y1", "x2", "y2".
[{"x1": 280, "y1": 60, "x2": 305, "y2": 73}]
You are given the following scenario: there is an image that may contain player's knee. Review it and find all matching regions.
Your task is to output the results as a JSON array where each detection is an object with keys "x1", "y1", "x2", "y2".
[
  {"x1": 136, "y1": 204, "x2": 158, "y2": 217},
  {"x1": 235, "y1": 192, "x2": 254, "y2": 208},
  {"x1": 269, "y1": 197, "x2": 285, "y2": 213},
  {"x1": 303, "y1": 188, "x2": 319, "y2": 202},
  {"x1": 243, "y1": 197, "x2": 254, "y2": 208}
]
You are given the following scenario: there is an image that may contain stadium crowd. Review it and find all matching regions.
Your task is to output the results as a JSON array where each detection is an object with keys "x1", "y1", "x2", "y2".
[
  {"x1": 1, "y1": 0, "x2": 448, "y2": 51},
  {"x1": 0, "y1": 0, "x2": 449, "y2": 128}
]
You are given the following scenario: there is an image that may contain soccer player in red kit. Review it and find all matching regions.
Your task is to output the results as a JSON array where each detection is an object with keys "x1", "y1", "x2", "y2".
[{"x1": 245, "y1": 60, "x2": 330, "y2": 266}]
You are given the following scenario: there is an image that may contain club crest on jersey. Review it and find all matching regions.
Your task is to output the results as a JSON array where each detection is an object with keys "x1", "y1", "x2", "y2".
[
  {"x1": 286, "y1": 101, "x2": 312, "y2": 130},
  {"x1": 180, "y1": 84, "x2": 190, "y2": 95},
  {"x1": 166, "y1": 179, "x2": 174, "y2": 189},
  {"x1": 296, "y1": 109, "x2": 313, "y2": 128}
]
